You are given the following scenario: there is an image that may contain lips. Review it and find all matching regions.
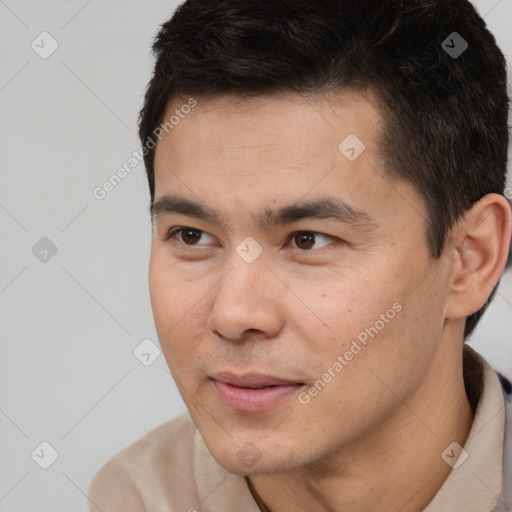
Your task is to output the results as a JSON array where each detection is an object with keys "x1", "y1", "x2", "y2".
[
  {"x1": 210, "y1": 372, "x2": 304, "y2": 412},
  {"x1": 212, "y1": 372, "x2": 303, "y2": 388}
]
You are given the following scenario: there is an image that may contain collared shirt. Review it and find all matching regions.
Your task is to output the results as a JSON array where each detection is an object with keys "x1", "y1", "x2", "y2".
[{"x1": 88, "y1": 345, "x2": 508, "y2": 512}]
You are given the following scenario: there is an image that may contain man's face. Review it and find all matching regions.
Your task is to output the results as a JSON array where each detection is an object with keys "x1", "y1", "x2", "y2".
[{"x1": 149, "y1": 91, "x2": 450, "y2": 475}]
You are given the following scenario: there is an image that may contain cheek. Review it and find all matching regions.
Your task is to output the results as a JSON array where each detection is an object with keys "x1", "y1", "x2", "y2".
[
  {"x1": 149, "y1": 247, "x2": 193, "y2": 317},
  {"x1": 148, "y1": 250, "x2": 210, "y2": 366},
  {"x1": 305, "y1": 260, "x2": 431, "y2": 381},
  {"x1": 148, "y1": 256, "x2": 173, "y2": 330},
  {"x1": 149, "y1": 251, "x2": 188, "y2": 342},
  {"x1": 315, "y1": 274, "x2": 402, "y2": 341}
]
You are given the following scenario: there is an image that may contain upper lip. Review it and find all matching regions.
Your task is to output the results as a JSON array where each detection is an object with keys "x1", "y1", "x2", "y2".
[{"x1": 211, "y1": 372, "x2": 303, "y2": 388}]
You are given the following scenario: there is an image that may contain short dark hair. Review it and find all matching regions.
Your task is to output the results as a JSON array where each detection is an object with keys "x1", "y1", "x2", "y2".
[{"x1": 138, "y1": 0, "x2": 510, "y2": 339}]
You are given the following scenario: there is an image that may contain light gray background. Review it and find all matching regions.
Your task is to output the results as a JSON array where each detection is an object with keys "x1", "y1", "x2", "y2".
[{"x1": 0, "y1": 1, "x2": 511, "y2": 510}]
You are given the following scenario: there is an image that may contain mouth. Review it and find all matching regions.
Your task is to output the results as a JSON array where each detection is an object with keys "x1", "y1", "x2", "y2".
[{"x1": 210, "y1": 372, "x2": 305, "y2": 412}]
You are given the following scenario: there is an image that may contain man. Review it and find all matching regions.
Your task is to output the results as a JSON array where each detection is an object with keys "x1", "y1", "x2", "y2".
[{"x1": 88, "y1": 0, "x2": 512, "y2": 510}]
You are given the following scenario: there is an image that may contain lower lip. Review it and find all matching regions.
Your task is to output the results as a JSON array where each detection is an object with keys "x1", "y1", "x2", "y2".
[{"x1": 212, "y1": 380, "x2": 303, "y2": 412}]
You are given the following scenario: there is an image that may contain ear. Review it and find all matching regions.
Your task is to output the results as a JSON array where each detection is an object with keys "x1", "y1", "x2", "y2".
[{"x1": 444, "y1": 193, "x2": 512, "y2": 320}]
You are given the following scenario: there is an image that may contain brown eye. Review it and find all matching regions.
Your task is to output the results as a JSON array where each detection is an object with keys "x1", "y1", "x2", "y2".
[
  {"x1": 179, "y1": 229, "x2": 203, "y2": 245},
  {"x1": 166, "y1": 228, "x2": 213, "y2": 246},
  {"x1": 291, "y1": 231, "x2": 333, "y2": 251},
  {"x1": 294, "y1": 232, "x2": 316, "y2": 250}
]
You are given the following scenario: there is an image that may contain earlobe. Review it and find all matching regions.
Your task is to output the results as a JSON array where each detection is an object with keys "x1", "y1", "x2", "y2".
[{"x1": 445, "y1": 193, "x2": 512, "y2": 320}]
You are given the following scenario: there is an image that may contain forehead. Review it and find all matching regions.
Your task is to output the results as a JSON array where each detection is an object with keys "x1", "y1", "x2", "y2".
[
  {"x1": 152, "y1": 90, "x2": 426, "y2": 233},
  {"x1": 154, "y1": 90, "x2": 382, "y2": 182},
  {"x1": 152, "y1": 93, "x2": 427, "y2": 249},
  {"x1": 162, "y1": 89, "x2": 381, "y2": 139}
]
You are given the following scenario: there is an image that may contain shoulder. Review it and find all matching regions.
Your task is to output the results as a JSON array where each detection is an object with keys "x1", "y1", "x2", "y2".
[
  {"x1": 94, "y1": 412, "x2": 196, "y2": 474},
  {"x1": 88, "y1": 413, "x2": 197, "y2": 512}
]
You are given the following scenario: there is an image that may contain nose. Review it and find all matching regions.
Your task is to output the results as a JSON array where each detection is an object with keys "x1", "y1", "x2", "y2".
[{"x1": 206, "y1": 253, "x2": 284, "y2": 342}]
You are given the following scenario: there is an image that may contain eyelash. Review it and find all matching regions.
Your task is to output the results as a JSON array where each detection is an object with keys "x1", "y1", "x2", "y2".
[{"x1": 164, "y1": 227, "x2": 340, "y2": 253}]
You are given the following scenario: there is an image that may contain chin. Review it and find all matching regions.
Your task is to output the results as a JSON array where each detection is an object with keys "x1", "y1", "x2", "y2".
[{"x1": 206, "y1": 439, "x2": 301, "y2": 476}]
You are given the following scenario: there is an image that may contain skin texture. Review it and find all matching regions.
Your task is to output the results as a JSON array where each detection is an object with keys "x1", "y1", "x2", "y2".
[{"x1": 149, "y1": 90, "x2": 511, "y2": 512}]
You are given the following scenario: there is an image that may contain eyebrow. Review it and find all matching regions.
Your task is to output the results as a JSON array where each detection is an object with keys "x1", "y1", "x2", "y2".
[{"x1": 150, "y1": 194, "x2": 377, "y2": 230}]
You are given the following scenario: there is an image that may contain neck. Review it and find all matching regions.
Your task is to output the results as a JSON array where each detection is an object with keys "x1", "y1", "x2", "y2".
[{"x1": 247, "y1": 331, "x2": 474, "y2": 512}]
